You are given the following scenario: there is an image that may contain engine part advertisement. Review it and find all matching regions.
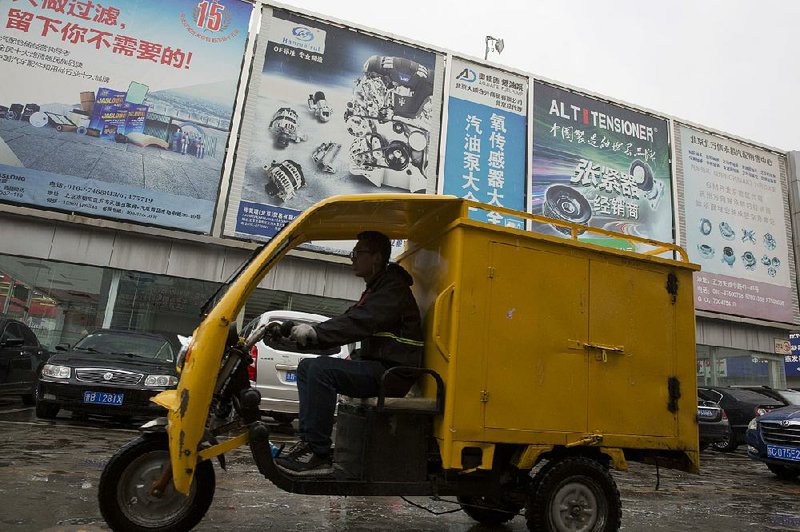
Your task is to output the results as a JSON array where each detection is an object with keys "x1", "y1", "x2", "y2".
[
  {"x1": 677, "y1": 124, "x2": 793, "y2": 323},
  {"x1": 225, "y1": 8, "x2": 443, "y2": 249},
  {"x1": 442, "y1": 57, "x2": 527, "y2": 228},
  {"x1": 0, "y1": 0, "x2": 252, "y2": 233},
  {"x1": 531, "y1": 82, "x2": 674, "y2": 250}
]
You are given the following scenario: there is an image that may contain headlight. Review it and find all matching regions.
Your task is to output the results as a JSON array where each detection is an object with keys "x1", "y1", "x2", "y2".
[
  {"x1": 41, "y1": 364, "x2": 71, "y2": 379},
  {"x1": 748, "y1": 417, "x2": 758, "y2": 430},
  {"x1": 144, "y1": 375, "x2": 178, "y2": 387}
]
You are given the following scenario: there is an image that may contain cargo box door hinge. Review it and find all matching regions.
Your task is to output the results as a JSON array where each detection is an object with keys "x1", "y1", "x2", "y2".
[{"x1": 480, "y1": 390, "x2": 489, "y2": 403}]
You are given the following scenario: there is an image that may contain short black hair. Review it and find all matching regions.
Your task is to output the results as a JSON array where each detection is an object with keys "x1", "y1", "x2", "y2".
[{"x1": 357, "y1": 231, "x2": 391, "y2": 265}]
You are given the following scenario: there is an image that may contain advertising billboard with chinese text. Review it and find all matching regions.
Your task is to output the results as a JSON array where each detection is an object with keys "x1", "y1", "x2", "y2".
[
  {"x1": 788, "y1": 333, "x2": 800, "y2": 378},
  {"x1": 0, "y1": 0, "x2": 252, "y2": 233},
  {"x1": 678, "y1": 124, "x2": 793, "y2": 323},
  {"x1": 531, "y1": 82, "x2": 673, "y2": 250},
  {"x1": 442, "y1": 58, "x2": 527, "y2": 228},
  {"x1": 224, "y1": 8, "x2": 443, "y2": 250}
]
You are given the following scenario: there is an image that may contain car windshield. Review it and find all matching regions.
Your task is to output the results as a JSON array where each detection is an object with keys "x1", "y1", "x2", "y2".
[
  {"x1": 778, "y1": 389, "x2": 800, "y2": 405},
  {"x1": 74, "y1": 332, "x2": 174, "y2": 362}
]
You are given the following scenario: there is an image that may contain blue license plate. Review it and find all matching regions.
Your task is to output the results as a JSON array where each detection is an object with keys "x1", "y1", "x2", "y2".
[
  {"x1": 285, "y1": 370, "x2": 297, "y2": 383},
  {"x1": 83, "y1": 391, "x2": 124, "y2": 406},
  {"x1": 697, "y1": 408, "x2": 717, "y2": 419},
  {"x1": 767, "y1": 444, "x2": 800, "y2": 462}
]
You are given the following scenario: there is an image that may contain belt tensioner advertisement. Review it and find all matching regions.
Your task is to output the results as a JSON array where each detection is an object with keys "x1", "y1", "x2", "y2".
[
  {"x1": 531, "y1": 82, "x2": 674, "y2": 250},
  {"x1": 0, "y1": 0, "x2": 252, "y2": 232},
  {"x1": 225, "y1": 8, "x2": 442, "y2": 245},
  {"x1": 678, "y1": 124, "x2": 792, "y2": 323},
  {"x1": 442, "y1": 58, "x2": 527, "y2": 228}
]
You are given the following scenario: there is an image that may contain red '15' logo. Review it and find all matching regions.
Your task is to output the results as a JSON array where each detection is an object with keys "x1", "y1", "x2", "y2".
[{"x1": 195, "y1": 0, "x2": 225, "y2": 32}]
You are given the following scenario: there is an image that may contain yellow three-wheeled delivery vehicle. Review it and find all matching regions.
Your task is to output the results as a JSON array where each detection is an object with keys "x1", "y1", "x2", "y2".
[{"x1": 98, "y1": 194, "x2": 700, "y2": 531}]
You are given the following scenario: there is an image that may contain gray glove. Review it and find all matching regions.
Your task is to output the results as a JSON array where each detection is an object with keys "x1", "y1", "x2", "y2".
[{"x1": 290, "y1": 323, "x2": 317, "y2": 347}]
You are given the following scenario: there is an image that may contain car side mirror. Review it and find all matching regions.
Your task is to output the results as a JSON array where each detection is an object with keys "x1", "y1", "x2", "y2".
[
  {"x1": 1, "y1": 337, "x2": 25, "y2": 348},
  {"x1": 55, "y1": 343, "x2": 71, "y2": 352}
]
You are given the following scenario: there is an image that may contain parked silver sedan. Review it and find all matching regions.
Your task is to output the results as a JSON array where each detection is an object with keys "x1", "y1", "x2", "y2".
[{"x1": 242, "y1": 310, "x2": 350, "y2": 424}]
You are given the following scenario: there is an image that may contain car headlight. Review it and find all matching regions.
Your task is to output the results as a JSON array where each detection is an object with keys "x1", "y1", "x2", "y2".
[
  {"x1": 41, "y1": 364, "x2": 71, "y2": 379},
  {"x1": 748, "y1": 417, "x2": 758, "y2": 430},
  {"x1": 144, "y1": 375, "x2": 178, "y2": 387}
]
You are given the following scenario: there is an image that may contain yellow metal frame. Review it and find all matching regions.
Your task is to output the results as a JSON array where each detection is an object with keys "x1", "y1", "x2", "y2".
[{"x1": 150, "y1": 194, "x2": 694, "y2": 494}]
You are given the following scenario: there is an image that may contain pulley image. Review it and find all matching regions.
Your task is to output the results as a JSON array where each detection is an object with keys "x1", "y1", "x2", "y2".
[
  {"x1": 543, "y1": 185, "x2": 592, "y2": 235},
  {"x1": 719, "y1": 221, "x2": 735, "y2": 241},
  {"x1": 721, "y1": 246, "x2": 735, "y2": 266},
  {"x1": 263, "y1": 160, "x2": 305, "y2": 202},
  {"x1": 629, "y1": 159, "x2": 664, "y2": 210},
  {"x1": 742, "y1": 251, "x2": 757, "y2": 270}
]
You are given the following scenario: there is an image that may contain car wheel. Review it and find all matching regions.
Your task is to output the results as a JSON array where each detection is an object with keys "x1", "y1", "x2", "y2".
[
  {"x1": 767, "y1": 463, "x2": 800, "y2": 480},
  {"x1": 711, "y1": 433, "x2": 738, "y2": 452},
  {"x1": 458, "y1": 495, "x2": 520, "y2": 526},
  {"x1": 98, "y1": 433, "x2": 215, "y2": 532},
  {"x1": 21, "y1": 394, "x2": 35, "y2": 406},
  {"x1": 35, "y1": 401, "x2": 60, "y2": 419},
  {"x1": 526, "y1": 456, "x2": 621, "y2": 532}
]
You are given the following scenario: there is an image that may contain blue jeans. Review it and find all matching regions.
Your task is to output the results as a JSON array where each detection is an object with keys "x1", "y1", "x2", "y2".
[{"x1": 297, "y1": 356, "x2": 385, "y2": 456}]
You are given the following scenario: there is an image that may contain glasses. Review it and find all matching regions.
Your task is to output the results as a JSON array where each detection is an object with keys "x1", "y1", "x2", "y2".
[{"x1": 349, "y1": 248, "x2": 372, "y2": 261}]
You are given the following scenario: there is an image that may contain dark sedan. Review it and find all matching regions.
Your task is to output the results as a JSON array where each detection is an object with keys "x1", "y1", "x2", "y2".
[
  {"x1": 36, "y1": 329, "x2": 180, "y2": 419},
  {"x1": 698, "y1": 386, "x2": 784, "y2": 452},
  {"x1": 0, "y1": 318, "x2": 49, "y2": 404},
  {"x1": 698, "y1": 398, "x2": 731, "y2": 450},
  {"x1": 746, "y1": 405, "x2": 800, "y2": 480}
]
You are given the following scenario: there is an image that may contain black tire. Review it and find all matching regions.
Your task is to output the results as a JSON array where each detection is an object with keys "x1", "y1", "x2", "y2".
[
  {"x1": 767, "y1": 463, "x2": 800, "y2": 480},
  {"x1": 35, "y1": 401, "x2": 59, "y2": 419},
  {"x1": 526, "y1": 456, "x2": 621, "y2": 532},
  {"x1": 458, "y1": 494, "x2": 519, "y2": 526},
  {"x1": 21, "y1": 394, "x2": 35, "y2": 406},
  {"x1": 711, "y1": 433, "x2": 738, "y2": 453},
  {"x1": 98, "y1": 434, "x2": 215, "y2": 532}
]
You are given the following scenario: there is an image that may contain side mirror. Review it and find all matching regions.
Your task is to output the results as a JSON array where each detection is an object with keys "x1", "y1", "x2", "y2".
[
  {"x1": 1, "y1": 337, "x2": 25, "y2": 348},
  {"x1": 55, "y1": 343, "x2": 71, "y2": 352}
]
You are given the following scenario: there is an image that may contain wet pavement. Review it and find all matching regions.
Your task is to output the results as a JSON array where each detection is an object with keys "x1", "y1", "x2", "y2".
[{"x1": 0, "y1": 396, "x2": 798, "y2": 532}]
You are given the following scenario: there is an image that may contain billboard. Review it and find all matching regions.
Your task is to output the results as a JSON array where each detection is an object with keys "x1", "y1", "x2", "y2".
[
  {"x1": 441, "y1": 58, "x2": 527, "y2": 228},
  {"x1": 225, "y1": 8, "x2": 443, "y2": 246},
  {"x1": 788, "y1": 333, "x2": 800, "y2": 378},
  {"x1": 678, "y1": 124, "x2": 792, "y2": 322},
  {"x1": 531, "y1": 82, "x2": 673, "y2": 250},
  {"x1": 0, "y1": 0, "x2": 252, "y2": 233}
]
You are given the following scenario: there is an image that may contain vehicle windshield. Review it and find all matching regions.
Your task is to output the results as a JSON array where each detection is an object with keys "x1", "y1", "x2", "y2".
[{"x1": 74, "y1": 332, "x2": 175, "y2": 362}]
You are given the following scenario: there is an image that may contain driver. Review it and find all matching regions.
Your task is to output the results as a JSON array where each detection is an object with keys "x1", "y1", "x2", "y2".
[{"x1": 275, "y1": 231, "x2": 424, "y2": 476}]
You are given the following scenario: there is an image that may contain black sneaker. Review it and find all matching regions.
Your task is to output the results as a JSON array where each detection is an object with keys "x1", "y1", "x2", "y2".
[{"x1": 275, "y1": 441, "x2": 333, "y2": 476}]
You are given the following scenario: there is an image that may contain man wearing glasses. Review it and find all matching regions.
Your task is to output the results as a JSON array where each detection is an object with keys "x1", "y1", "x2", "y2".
[{"x1": 276, "y1": 231, "x2": 424, "y2": 476}]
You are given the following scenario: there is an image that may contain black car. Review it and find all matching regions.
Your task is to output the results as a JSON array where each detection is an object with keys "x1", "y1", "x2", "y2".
[
  {"x1": 697, "y1": 398, "x2": 731, "y2": 450},
  {"x1": 698, "y1": 386, "x2": 784, "y2": 452},
  {"x1": 36, "y1": 329, "x2": 180, "y2": 419},
  {"x1": 0, "y1": 318, "x2": 49, "y2": 404}
]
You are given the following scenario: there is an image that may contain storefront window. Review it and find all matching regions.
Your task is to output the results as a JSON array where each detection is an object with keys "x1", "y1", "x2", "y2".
[
  {"x1": 0, "y1": 253, "x2": 356, "y2": 350},
  {"x1": 696, "y1": 344, "x2": 787, "y2": 388}
]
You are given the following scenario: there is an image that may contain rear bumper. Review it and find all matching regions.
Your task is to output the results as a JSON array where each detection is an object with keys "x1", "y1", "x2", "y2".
[
  {"x1": 699, "y1": 422, "x2": 731, "y2": 444},
  {"x1": 37, "y1": 380, "x2": 169, "y2": 417},
  {"x1": 258, "y1": 395, "x2": 299, "y2": 414}
]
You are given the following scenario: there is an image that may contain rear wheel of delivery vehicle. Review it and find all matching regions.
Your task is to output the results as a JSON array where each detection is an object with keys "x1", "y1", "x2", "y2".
[
  {"x1": 98, "y1": 434, "x2": 215, "y2": 532},
  {"x1": 458, "y1": 494, "x2": 520, "y2": 525},
  {"x1": 767, "y1": 463, "x2": 800, "y2": 480},
  {"x1": 526, "y1": 456, "x2": 621, "y2": 532},
  {"x1": 711, "y1": 433, "x2": 738, "y2": 452}
]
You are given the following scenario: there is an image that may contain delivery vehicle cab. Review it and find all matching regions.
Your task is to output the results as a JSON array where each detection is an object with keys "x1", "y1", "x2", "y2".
[{"x1": 97, "y1": 194, "x2": 700, "y2": 532}]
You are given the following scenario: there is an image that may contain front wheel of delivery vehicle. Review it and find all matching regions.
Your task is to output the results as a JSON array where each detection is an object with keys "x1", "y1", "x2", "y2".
[
  {"x1": 457, "y1": 495, "x2": 520, "y2": 525},
  {"x1": 526, "y1": 456, "x2": 621, "y2": 532},
  {"x1": 98, "y1": 434, "x2": 215, "y2": 532}
]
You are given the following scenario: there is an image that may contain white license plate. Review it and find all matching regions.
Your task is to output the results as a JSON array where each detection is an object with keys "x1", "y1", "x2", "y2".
[
  {"x1": 83, "y1": 391, "x2": 124, "y2": 405},
  {"x1": 285, "y1": 370, "x2": 297, "y2": 383},
  {"x1": 767, "y1": 444, "x2": 800, "y2": 462}
]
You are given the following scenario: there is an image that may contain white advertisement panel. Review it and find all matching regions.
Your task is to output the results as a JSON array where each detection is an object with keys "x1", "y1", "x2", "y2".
[
  {"x1": 679, "y1": 124, "x2": 792, "y2": 322},
  {"x1": 224, "y1": 8, "x2": 443, "y2": 251},
  {"x1": 0, "y1": 0, "x2": 252, "y2": 233}
]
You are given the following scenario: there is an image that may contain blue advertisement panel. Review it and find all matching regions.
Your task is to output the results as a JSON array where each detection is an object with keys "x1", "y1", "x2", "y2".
[
  {"x1": 442, "y1": 58, "x2": 527, "y2": 228},
  {"x1": 532, "y1": 82, "x2": 674, "y2": 251},
  {"x1": 788, "y1": 333, "x2": 800, "y2": 378},
  {"x1": 226, "y1": 8, "x2": 443, "y2": 249},
  {"x1": 0, "y1": 0, "x2": 252, "y2": 233}
]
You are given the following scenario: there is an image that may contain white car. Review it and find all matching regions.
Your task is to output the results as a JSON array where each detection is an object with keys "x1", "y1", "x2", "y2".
[{"x1": 242, "y1": 310, "x2": 350, "y2": 423}]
